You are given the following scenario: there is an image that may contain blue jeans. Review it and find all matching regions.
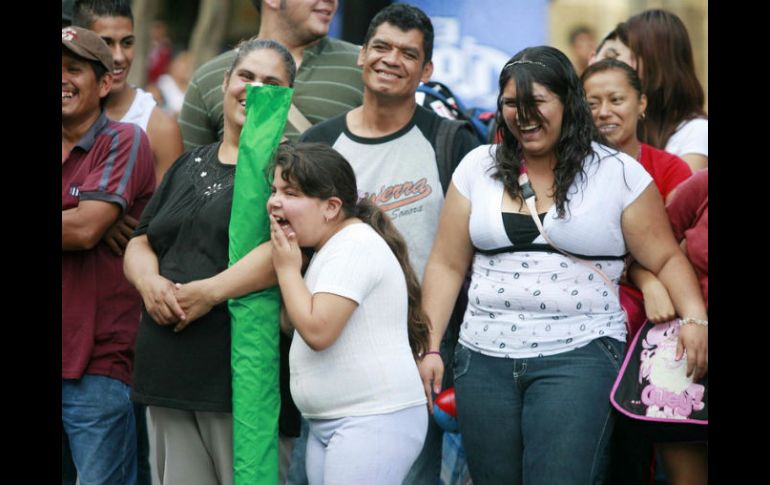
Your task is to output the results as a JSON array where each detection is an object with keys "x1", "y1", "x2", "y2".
[
  {"x1": 453, "y1": 338, "x2": 624, "y2": 485},
  {"x1": 286, "y1": 418, "x2": 310, "y2": 485},
  {"x1": 62, "y1": 375, "x2": 137, "y2": 485}
]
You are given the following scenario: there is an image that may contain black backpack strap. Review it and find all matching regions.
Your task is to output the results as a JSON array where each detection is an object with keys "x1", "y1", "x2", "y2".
[{"x1": 434, "y1": 118, "x2": 471, "y2": 194}]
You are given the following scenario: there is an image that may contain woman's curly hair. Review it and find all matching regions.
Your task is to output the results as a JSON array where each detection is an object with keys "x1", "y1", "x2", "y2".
[{"x1": 492, "y1": 46, "x2": 604, "y2": 217}]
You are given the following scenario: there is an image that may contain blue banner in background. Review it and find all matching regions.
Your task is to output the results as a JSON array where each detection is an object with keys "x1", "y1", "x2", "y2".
[{"x1": 404, "y1": 0, "x2": 548, "y2": 111}]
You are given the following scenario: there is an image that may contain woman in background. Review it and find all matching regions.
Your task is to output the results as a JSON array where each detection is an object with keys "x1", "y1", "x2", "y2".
[
  {"x1": 582, "y1": 58, "x2": 691, "y2": 202},
  {"x1": 625, "y1": 9, "x2": 708, "y2": 171},
  {"x1": 590, "y1": 23, "x2": 635, "y2": 70}
]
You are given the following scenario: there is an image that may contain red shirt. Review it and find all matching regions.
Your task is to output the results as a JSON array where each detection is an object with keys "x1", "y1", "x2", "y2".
[
  {"x1": 666, "y1": 169, "x2": 708, "y2": 307},
  {"x1": 638, "y1": 143, "x2": 692, "y2": 199},
  {"x1": 62, "y1": 113, "x2": 155, "y2": 385},
  {"x1": 620, "y1": 144, "x2": 693, "y2": 338}
]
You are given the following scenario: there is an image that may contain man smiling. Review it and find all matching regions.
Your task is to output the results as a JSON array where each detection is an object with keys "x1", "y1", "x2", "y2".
[
  {"x1": 62, "y1": 25, "x2": 155, "y2": 485},
  {"x1": 302, "y1": 3, "x2": 477, "y2": 281},
  {"x1": 73, "y1": 0, "x2": 183, "y2": 187},
  {"x1": 179, "y1": 0, "x2": 363, "y2": 148}
]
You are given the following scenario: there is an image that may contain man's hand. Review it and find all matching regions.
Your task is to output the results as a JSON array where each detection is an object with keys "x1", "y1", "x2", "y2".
[{"x1": 102, "y1": 215, "x2": 139, "y2": 256}]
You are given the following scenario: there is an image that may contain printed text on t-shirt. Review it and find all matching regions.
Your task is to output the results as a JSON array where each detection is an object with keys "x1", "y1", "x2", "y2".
[{"x1": 362, "y1": 178, "x2": 433, "y2": 211}]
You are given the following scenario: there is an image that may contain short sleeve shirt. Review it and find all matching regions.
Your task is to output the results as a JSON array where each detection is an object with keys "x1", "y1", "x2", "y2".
[
  {"x1": 665, "y1": 118, "x2": 708, "y2": 158},
  {"x1": 300, "y1": 106, "x2": 479, "y2": 279},
  {"x1": 638, "y1": 143, "x2": 692, "y2": 199},
  {"x1": 62, "y1": 112, "x2": 155, "y2": 385},
  {"x1": 131, "y1": 143, "x2": 236, "y2": 411},
  {"x1": 452, "y1": 143, "x2": 652, "y2": 358},
  {"x1": 289, "y1": 224, "x2": 426, "y2": 419}
]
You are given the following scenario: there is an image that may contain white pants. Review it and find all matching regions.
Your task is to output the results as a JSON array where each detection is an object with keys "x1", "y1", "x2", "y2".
[{"x1": 305, "y1": 405, "x2": 428, "y2": 485}]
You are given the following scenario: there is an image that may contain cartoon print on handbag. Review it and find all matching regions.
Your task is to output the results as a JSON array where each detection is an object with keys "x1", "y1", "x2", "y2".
[
  {"x1": 638, "y1": 320, "x2": 705, "y2": 420},
  {"x1": 610, "y1": 319, "x2": 708, "y2": 426}
]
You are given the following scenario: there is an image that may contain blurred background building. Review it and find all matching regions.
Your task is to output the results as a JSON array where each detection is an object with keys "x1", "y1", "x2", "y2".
[{"x1": 75, "y1": 0, "x2": 706, "y2": 113}]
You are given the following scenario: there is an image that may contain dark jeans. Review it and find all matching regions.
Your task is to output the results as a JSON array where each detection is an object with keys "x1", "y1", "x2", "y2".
[{"x1": 454, "y1": 338, "x2": 624, "y2": 485}]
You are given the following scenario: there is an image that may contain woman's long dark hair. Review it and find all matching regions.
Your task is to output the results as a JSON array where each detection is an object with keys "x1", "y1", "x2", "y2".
[
  {"x1": 493, "y1": 46, "x2": 601, "y2": 218},
  {"x1": 625, "y1": 9, "x2": 706, "y2": 149},
  {"x1": 271, "y1": 143, "x2": 430, "y2": 357}
]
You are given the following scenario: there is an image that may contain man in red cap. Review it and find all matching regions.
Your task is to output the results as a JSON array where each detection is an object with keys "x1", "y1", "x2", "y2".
[{"x1": 62, "y1": 25, "x2": 155, "y2": 485}]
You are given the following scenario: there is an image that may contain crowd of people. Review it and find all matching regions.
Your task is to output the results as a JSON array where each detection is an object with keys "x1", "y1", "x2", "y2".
[{"x1": 62, "y1": 1, "x2": 708, "y2": 484}]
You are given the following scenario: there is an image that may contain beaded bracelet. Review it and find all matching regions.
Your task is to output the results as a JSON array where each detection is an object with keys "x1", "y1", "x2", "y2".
[
  {"x1": 420, "y1": 351, "x2": 442, "y2": 360},
  {"x1": 679, "y1": 317, "x2": 708, "y2": 327}
]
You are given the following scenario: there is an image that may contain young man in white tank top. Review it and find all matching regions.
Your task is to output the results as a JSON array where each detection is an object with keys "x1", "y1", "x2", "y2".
[
  {"x1": 74, "y1": 0, "x2": 183, "y2": 188},
  {"x1": 73, "y1": 0, "x2": 184, "y2": 258}
]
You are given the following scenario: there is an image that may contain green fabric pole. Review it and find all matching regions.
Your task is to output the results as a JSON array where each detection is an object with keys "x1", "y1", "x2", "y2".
[{"x1": 228, "y1": 84, "x2": 292, "y2": 485}]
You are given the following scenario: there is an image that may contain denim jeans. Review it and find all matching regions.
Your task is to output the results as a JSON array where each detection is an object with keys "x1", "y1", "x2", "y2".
[
  {"x1": 62, "y1": 424, "x2": 77, "y2": 485},
  {"x1": 453, "y1": 338, "x2": 624, "y2": 485},
  {"x1": 286, "y1": 418, "x2": 310, "y2": 485},
  {"x1": 62, "y1": 375, "x2": 137, "y2": 485}
]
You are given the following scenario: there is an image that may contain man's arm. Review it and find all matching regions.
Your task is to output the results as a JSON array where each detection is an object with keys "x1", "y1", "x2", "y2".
[{"x1": 62, "y1": 200, "x2": 121, "y2": 251}]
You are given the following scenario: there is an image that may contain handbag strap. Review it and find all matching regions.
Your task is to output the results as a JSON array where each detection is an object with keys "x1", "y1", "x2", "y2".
[
  {"x1": 517, "y1": 168, "x2": 618, "y2": 294},
  {"x1": 288, "y1": 103, "x2": 313, "y2": 134}
]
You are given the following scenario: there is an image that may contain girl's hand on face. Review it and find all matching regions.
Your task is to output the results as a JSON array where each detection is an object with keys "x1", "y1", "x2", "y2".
[{"x1": 270, "y1": 214, "x2": 302, "y2": 275}]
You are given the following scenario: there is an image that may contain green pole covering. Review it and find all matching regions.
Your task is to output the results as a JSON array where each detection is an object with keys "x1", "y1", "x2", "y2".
[{"x1": 228, "y1": 84, "x2": 293, "y2": 485}]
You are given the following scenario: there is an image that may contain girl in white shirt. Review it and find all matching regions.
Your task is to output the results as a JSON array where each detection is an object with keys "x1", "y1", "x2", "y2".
[{"x1": 268, "y1": 142, "x2": 429, "y2": 485}]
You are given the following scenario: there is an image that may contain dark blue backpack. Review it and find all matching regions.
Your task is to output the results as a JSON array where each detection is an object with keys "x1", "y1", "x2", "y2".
[{"x1": 417, "y1": 80, "x2": 496, "y2": 144}]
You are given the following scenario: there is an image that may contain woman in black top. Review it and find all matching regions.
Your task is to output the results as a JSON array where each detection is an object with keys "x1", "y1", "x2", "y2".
[{"x1": 123, "y1": 38, "x2": 295, "y2": 485}]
